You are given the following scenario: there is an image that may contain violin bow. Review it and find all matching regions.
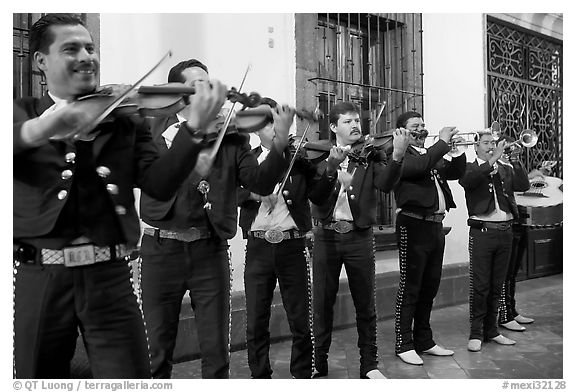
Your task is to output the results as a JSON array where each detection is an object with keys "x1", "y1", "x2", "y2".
[
  {"x1": 75, "y1": 50, "x2": 173, "y2": 138},
  {"x1": 348, "y1": 101, "x2": 387, "y2": 179},
  {"x1": 274, "y1": 106, "x2": 319, "y2": 196},
  {"x1": 197, "y1": 64, "x2": 251, "y2": 175},
  {"x1": 265, "y1": 106, "x2": 318, "y2": 215}
]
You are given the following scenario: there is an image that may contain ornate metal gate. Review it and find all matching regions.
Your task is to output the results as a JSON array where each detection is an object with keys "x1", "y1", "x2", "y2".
[{"x1": 486, "y1": 16, "x2": 563, "y2": 177}]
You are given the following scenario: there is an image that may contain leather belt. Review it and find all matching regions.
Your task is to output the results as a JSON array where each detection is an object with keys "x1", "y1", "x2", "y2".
[
  {"x1": 313, "y1": 220, "x2": 357, "y2": 234},
  {"x1": 14, "y1": 243, "x2": 131, "y2": 267},
  {"x1": 247, "y1": 229, "x2": 305, "y2": 244},
  {"x1": 399, "y1": 211, "x2": 445, "y2": 223},
  {"x1": 143, "y1": 227, "x2": 212, "y2": 242},
  {"x1": 468, "y1": 219, "x2": 513, "y2": 231}
]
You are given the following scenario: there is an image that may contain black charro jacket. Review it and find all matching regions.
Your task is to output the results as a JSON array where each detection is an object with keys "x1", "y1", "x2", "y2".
[
  {"x1": 459, "y1": 158, "x2": 530, "y2": 219},
  {"x1": 238, "y1": 146, "x2": 338, "y2": 234},
  {"x1": 13, "y1": 95, "x2": 206, "y2": 247},
  {"x1": 311, "y1": 148, "x2": 403, "y2": 229},
  {"x1": 393, "y1": 140, "x2": 466, "y2": 215},
  {"x1": 140, "y1": 116, "x2": 289, "y2": 240}
]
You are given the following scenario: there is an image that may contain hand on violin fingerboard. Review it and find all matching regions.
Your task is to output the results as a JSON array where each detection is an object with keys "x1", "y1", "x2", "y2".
[
  {"x1": 183, "y1": 80, "x2": 227, "y2": 131},
  {"x1": 391, "y1": 128, "x2": 411, "y2": 161},
  {"x1": 327, "y1": 146, "x2": 348, "y2": 172},
  {"x1": 271, "y1": 105, "x2": 295, "y2": 152}
]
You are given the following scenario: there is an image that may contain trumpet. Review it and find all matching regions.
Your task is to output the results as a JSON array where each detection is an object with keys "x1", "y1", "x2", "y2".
[
  {"x1": 446, "y1": 121, "x2": 502, "y2": 147},
  {"x1": 425, "y1": 132, "x2": 479, "y2": 147},
  {"x1": 450, "y1": 132, "x2": 480, "y2": 147},
  {"x1": 507, "y1": 129, "x2": 538, "y2": 148}
]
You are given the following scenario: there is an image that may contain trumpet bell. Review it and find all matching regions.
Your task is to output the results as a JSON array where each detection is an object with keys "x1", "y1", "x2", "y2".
[{"x1": 519, "y1": 129, "x2": 538, "y2": 148}]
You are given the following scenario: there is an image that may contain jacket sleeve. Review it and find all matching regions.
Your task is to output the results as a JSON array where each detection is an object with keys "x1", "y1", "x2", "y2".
[
  {"x1": 441, "y1": 154, "x2": 467, "y2": 180},
  {"x1": 13, "y1": 103, "x2": 31, "y2": 155},
  {"x1": 236, "y1": 139, "x2": 290, "y2": 196},
  {"x1": 373, "y1": 157, "x2": 403, "y2": 193},
  {"x1": 135, "y1": 118, "x2": 205, "y2": 201},
  {"x1": 237, "y1": 186, "x2": 253, "y2": 207},
  {"x1": 400, "y1": 141, "x2": 451, "y2": 179},
  {"x1": 303, "y1": 159, "x2": 338, "y2": 205},
  {"x1": 511, "y1": 160, "x2": 531, "y2": 192},
  {"x1": 458, "y1": 161, "x2": 493, "y2": 190}
]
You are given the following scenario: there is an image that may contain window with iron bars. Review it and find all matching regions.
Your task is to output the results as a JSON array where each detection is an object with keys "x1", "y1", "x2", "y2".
[{"x1": 295, "y1": 13, "x2": 423, "y2": 232}]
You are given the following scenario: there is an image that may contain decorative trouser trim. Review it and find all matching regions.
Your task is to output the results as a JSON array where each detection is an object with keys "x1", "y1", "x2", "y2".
[
  {"x1": 468, "y1": 234, "x2": 475, "y2": 328},
  {"x1": 305, "y1": 244, "x2": 315, "y2": 378},
  {"x1": 13, "y1": 260, "x2": 18, "y2": 378},
  {"x1": 394, "y1": 226, "x2": 408, "y2": 353},
  {"x1": 227, "y1": 248, "x2": 233, "y2": 378},
  {"x1": 133, "y1": 257, "x2": 153, "y2": 375}
]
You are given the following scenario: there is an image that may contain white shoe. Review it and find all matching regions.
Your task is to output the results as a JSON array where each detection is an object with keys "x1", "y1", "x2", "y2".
[
  {"x1": 491, "y1": 334, "x2": 516, "y2": 345},
  {"x1": 397, "y1": 350, "x2": 423, "y2": 365},
  {"x1": 365, "y1": 369, "x2": 387, "y2": 379},
  {"x1": 423, "y1": 344, "x2": 454, "y2": 356},
  {"x1": 467, "y1": 339, "x2": 482, "y2": 352},
  {"x1": 500, "y1": 320, "x2": 526, "y2": 332},
  {"x1": 515, "y1": 315, "x2": 535, "y2": 324}
]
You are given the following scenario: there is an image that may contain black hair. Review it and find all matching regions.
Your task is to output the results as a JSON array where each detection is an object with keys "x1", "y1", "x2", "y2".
[
  {"x1": 328, "y1": 101, "x2": 359, "y2": 126},
  {"x1": 395, "y1": 111, "x2": 422, "y2": 129},
  {"x1": 168, "y1": 59, "x2": 209, "y2": 83},
  {"x1": 30, "y1": 13, "x2": 85, "y2": 55}
]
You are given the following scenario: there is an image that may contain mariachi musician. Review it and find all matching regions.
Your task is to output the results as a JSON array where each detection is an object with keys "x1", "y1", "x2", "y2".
[
  {"x1": 311, "y1": 101, "x2": 410, "y2": 379},
  {"x1": 459, "y1": 130, "x2": 530, "y2": 352},
  {"x1": 237, "y1": 112, "x2": 345, "y2": 379},
  {"x1": 139, "y1": 59, "x2": 290, "y2": 379},
  {"x1": 13, "y1": 14, "x2": 227, "y2": 378},
  {"x1": 392, "y1": 111, "x2": 465, "y2": 366}
]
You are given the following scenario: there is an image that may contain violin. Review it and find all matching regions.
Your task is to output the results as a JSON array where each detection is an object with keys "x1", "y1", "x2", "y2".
[
  {"x1": 346, "y1": 133, "x2": 395, "y2": 165},
  {"x1": 287, "y1": 137, "x2": 334, "y2": 163},
  {"x1": 73, "y1": 83, "x2": 322, "y2": 138},
  {"x1": 287, "y1": 134, "x2": 393, "y2": 166}
]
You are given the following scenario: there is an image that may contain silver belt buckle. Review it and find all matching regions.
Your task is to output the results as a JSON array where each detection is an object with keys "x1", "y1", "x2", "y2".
[
  {"x1": 332, "y1": 221, "x2": 352, "y2": 234},
  {"x1": 179, "y1": 228, "x2": 201, "y2": 242},
  {"x1": 63, "y1": 244, "x2": 96, "y2": 267},
  {"x1": 264, "y1": 229, "x2": 284, "y2": 244}
]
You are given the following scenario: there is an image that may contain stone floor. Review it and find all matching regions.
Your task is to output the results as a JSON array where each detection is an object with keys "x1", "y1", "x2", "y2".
[{"x1": 172, "y1": 274, "x2": 563, "y2": 379}]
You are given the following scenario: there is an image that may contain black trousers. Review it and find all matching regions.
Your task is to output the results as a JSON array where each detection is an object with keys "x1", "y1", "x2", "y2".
[
  {"x1": 468, "y1": 227, "x2": 512, "y2": 340},
  {"x1": 498, "y1": 225, "x2": 526, "y2": 324},
  {"x1": 13, "y1": 260, "x2": 150, "y2": 378},
  {"x1": 394, "y1": 214, "x2": 445, "y2": 354},
  {"x1": 140, "y1": 235, "x2": 230, "y2": 379},
  {"x1": 244, "y1": 237, "x2": 313, "y2": 379},
  {"x1": 312, "y1": 227, "x2": 378, "y2": 377}
]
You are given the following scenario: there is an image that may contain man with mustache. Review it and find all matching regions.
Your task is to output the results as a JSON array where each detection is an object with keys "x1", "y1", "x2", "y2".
[
  {"x1": 138, "y1": 59, "x2": 291, "y2": 379},
  {"x1": 392, "y1": 111, "x2": 465, "y2": 366},
  {"x1": 311, "y1": 101, "x2": 410, "y2": 379},
  {"x1": 13, "y1": 14, "x2": 226, "y2": 378},
  {"x1": 459, "y1": 130, "x2": 529, "y2": 352}
]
